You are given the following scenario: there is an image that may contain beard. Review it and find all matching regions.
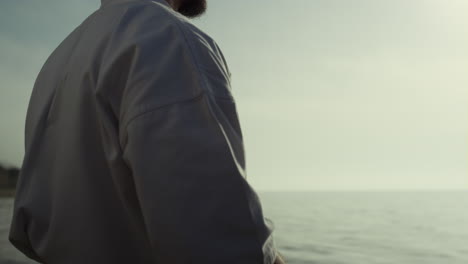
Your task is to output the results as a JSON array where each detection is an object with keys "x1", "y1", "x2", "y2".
[{"x1": 177, "y1": 0, "x2": 207, "y2": 18}]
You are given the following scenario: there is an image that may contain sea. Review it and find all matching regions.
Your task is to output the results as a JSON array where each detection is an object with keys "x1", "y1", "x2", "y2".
[{"x1": 1, "y1": 191, "x2": 467, "y2": 264}]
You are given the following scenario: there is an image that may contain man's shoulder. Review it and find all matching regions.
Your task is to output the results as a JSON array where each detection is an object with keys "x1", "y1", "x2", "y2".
[
  {"x1": 104, "y1": 0, "x2": 229, "y2": 78},
  {"x1": 95, "y1": 1, "x2": 233, "y2": 125}
]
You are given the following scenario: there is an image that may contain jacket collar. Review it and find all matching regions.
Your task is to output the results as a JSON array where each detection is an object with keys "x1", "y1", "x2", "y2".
[{"x1": 100, "y1": 0, "x2": 171, "y2": 9}]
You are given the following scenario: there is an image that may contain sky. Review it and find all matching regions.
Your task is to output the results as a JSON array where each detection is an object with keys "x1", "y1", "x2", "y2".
[{"x1": 0, "y1": 0, "x2": 467, "y2": 191}]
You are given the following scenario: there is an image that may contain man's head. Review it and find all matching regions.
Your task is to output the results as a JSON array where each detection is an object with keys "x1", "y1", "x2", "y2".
[{"x1": 168, "y1": 0, "x2": 207, "y2": 18}]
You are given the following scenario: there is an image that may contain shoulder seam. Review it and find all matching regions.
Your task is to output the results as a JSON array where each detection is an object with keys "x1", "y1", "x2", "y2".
[{"x1": 123, "y1": 91, "x2": 206, "y2": 130}]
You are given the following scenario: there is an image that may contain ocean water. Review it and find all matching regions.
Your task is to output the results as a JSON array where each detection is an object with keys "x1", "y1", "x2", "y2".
[{"x1": 1, "y1": 191, "x2": 467, "y2": 264}]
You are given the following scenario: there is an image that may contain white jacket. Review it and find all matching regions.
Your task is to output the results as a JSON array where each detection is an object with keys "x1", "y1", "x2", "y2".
[{"x1": 8, "y1": 0, "x2": 277, "y2": 263}]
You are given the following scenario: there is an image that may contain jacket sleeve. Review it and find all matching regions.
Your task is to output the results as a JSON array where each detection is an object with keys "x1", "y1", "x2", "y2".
[
  {"x1": 121, "y1": 92, "x2": 277, "y2": 264},
  {"x1": 104, "y1": 6, "x2": 278, "y2": 264}
]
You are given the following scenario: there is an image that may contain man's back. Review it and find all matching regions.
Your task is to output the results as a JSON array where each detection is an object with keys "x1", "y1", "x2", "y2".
[{"x1": 8, "y1": 0, "x2": 277, "y2": 263}]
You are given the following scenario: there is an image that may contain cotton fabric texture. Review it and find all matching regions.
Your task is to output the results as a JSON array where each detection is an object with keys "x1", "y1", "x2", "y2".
[{"x1": 8, "y1": 0, "x2": 277, "y2": 263}]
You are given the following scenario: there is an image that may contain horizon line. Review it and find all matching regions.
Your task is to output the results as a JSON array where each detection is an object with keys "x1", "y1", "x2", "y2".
[{"x1": 257, "y1": 188, "x2": 468, "y2": 192}]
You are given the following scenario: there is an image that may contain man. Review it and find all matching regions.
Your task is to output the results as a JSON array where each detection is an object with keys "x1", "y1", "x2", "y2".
[{"x1": 8, "y1": 0, "x2": 286, "y2": 263}]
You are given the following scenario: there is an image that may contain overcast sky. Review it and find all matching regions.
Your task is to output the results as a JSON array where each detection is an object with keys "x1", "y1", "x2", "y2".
[{"x1": 0, "y1": 0, "x2": 467, "y2": 191}]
